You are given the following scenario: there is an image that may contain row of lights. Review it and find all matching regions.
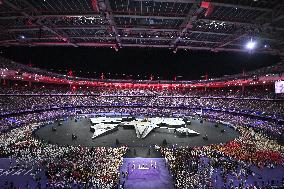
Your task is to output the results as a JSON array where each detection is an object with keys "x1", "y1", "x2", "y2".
[{"x1": 18, "y1": 34, "x2": 269, "y2": 51}]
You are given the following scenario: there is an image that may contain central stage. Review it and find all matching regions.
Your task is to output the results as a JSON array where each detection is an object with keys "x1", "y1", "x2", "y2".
[
  {"x1": 90, "y1": 117, "x2": 199, "y2": 139},
  {"x1": 34, "y1": 115, "x2": 240, "y2": 148}
]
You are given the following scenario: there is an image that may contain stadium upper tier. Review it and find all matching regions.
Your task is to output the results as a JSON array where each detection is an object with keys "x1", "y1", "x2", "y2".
[{"x1": 0, "y1": 56, "x2": 284, "y2": 86}]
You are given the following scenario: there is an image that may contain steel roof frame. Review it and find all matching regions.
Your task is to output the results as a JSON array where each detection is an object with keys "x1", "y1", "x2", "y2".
[{"x1": 0, "y1": 0, "x2": 283, "y2": 54}]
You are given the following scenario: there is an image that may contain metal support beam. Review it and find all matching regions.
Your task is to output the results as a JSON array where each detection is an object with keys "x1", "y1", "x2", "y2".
[
  {"x1": 273, "y1": 14, "x2": 284, "y2": 23},
  {"x1": 76, "y1": 42, "x2": 115, "y2": 47},
  {"x1": 7, "y1": 26, "x2": 107, "y2": 32},
  {"x1": 0, "y1": 0, "x2": 281, "y2": 52},
  {"x1": 272, "y1": 2, "x2": 284, "y2": 22},
  {"x1": 105, "y1": 0, "x2": 121, "y2": 48},
  {"x1": 0, "y1": 36, "x2": 227, "y2": 45},
  {"x1": 132, "y1": 0, "x2": 272, "y2": 13},
  {"x1": 1, "y1": 13, "x2": 283, "y2": 31},
  {"x1": 123, "y1": 44, "x2": 276, "y2": 54},
  {"x1": 6, "y1": 26, "x2": 232, "y2": 36},
  {"x1": 213, "y1": 28, "x2": 246, "y2": 49},
  {"x1": 0, "y1": 14, "x2": 181, "y2": 20},
  {"x1": 5, "y1": 26, "x2": 275, "y2": 42},
  {"x1": 3, "y1": 0, "x2": 30, "y2": 17},
  {"x1": 21, "y1": 0, "x2": 38, "y2": 13},
  {"x1": 2, "y1": 0, "x2": 77, "y2": 47},
  {"x1": 212, "y1": 3, "x2": 283, "y2": 50},
  {"x1": 122, "y1": 37, "x2": 223, "y2": 44},
  {"x1": 199, "y1": 18, "x2": 284, "y2": 31},
  {"x1": 171, "y1": 1, "x2": 204, "y2": 49},
  {"x1": 0, "y1": 14, "x2": 102, "y2": 20},
  {"x1": 132, "y1": 0, "x2": 195, "y2": 3},
  {"x1": 0, "y1": 41, "x2": 277, "y2": 55},
  {"x1": 0, "y1": 13, "x2": 274, "y2": 22},
  {"x1": 113, "y1": 14, "x2": 184, "y2": 20},
  {"x1": 0, "y1": 42, "x2": 75, "y2": 46},
  {"x1": 210, "y1": 2, "x2": 272, "y2": 12},
  {"x1": 252, "y1": 2, "x2": 284, "y2": 33}
]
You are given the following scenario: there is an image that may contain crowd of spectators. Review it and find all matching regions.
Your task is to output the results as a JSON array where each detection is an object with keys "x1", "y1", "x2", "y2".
[
  {"x1": 161, "y1": 124, "x2": 284, "y2": 188},
  {"x1": 0, "y1": 117, "x2": 128, "y2": 188},
  {"x1": 0, "y1": 103, "x2": 283, "y2": 188},
  {"x1": 0, "y1": 84, "x2": 278, "y2": 98},
  {"x1": 1, "y1": 106, "x2": 282, "y2": 188},
  {"x1": 202, "y1": 111, "x2": 283, "y2": 141},
  {"x1": 0, "y1": 79, "x2": 283, "y2": 188},
  {"x1": 0, "y1": 85, "x2": 283, "y2": 119},
  {"x1": 0, "y1": 95, "x2": 282, "y2": 117},
  {"x1": 0, "y1": 110, "x2": 73, "y2": 132}
]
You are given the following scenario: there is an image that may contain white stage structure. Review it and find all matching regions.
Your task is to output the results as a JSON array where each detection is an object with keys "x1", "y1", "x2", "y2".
[{"x1": 90, "y1": 117, "x2": 199, "y2": 139}]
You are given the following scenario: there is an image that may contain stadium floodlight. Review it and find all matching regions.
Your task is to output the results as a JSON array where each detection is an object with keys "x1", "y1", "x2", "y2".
[{"x1": 246, "y1": 39, "x2": 256, "y2": 50}]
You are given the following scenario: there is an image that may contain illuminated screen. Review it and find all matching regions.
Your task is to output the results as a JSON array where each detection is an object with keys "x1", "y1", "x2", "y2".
[{"x1": 275, "y1": 81, "x2": 284, "y2": 93}]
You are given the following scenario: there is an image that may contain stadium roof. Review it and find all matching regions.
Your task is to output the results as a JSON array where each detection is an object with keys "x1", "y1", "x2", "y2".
[{"x1": 0, "y1": 0, "x2": 284, "y2": 54}]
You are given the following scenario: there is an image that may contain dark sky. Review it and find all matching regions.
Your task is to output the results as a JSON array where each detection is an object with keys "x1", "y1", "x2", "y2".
[{"x1": 0, "y1": 46, "x2": 280, "y2": 80}]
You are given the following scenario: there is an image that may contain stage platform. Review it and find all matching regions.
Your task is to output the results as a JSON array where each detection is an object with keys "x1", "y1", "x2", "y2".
[
  {"x1": 90, "y1": 116, "x2": 196, "y2": 139},
  {"x1": 34, "y1": 116, "x2": 239, "y2": 148}
]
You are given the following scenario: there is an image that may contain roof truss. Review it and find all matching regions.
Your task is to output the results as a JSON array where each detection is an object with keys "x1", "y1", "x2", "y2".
[{"x1": 0, "y1": 0, "x2": 283, "y2": 54}]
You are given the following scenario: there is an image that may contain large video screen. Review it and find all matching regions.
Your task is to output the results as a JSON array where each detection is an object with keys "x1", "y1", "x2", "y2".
[{"x1": 275, "y1": 81, "x2": 284, "y2": 93}]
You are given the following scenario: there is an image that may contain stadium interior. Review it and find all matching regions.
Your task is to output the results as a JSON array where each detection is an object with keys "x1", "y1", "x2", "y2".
[{"x1": 0, "y1": 0, "x2": 284, "y2": 189}]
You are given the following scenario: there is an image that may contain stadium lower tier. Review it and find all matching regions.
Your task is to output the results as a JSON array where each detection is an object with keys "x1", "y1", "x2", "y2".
[
  {"x1": 0, "y1": 107, "x2": 283, "y2": 188},
  {"x1": 0, "y1": 96, "x2": 283, "y2": 120}
]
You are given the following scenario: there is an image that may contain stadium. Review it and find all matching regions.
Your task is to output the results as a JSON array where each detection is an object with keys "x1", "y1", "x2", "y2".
[{"x1": 0, "y1": 0, "x2": 284, "y2": 188}]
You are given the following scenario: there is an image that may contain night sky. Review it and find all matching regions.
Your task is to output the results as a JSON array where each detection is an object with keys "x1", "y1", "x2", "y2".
[{"x1": 0, "y1": 47, "x2": 280, "y2": 80}]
